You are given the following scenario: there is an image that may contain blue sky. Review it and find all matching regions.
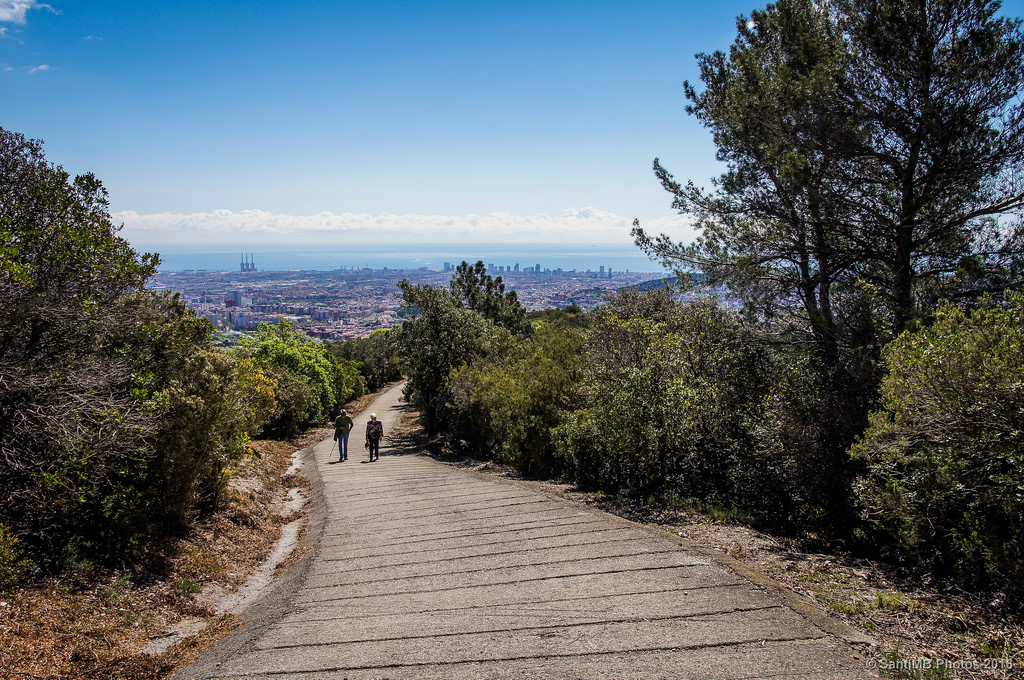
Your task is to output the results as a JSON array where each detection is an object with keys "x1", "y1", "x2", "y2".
[{"x1": 3, "y1": 1, "x2": 1024, "y2": 250}]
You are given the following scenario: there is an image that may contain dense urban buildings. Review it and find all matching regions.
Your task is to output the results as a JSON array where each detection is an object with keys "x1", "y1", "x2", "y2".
[{"x1": 151, "y1": 263, "x2": 667, "y2": 340}]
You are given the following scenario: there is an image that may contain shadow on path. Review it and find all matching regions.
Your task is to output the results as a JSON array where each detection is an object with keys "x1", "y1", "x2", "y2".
[{"x1": 174, "y1": 383, "x2": 876, "y2": 680}]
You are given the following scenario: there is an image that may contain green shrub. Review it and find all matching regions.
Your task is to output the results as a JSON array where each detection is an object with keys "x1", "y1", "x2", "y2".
[
  {"x1": 852, "y1": 296, "x2": 1024, "y2": 591},
  {"x1": 0, "y1": 129, "x2": 278, "y2": 568},
  {"x1": 449, "y1": 320, "x2": 584, "y2": 477},
  {"x1": 0, "y1": 524, "x2": 31, "y2": 591},
  {"x1": 556, "y1": 291, "x2": 781, "y2": 512},
  {"x1": 396, "y1": 264, "x2": 524, "y2": 436},
  {"x1": 244, "y1": 319, "x2": 363, "y2": 437},
  {"x1": 553, "y1": 288, "x2": 869, "y2": 535},
  {"x1": 750, "y1": 344, "x2": 871, "y2": 535},
  {"x1": 332, "y1": 329, "x2": 402, "y2": 393}
]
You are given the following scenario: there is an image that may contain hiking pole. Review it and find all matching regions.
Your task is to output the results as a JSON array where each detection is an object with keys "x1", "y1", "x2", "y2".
[{"x1": 329, "y1": 439, "x2": 337, "y2": 459}]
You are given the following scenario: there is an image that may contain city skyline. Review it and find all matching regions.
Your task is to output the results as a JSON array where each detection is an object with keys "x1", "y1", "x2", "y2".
[
  {"x1": 149, "y1": 241, "x2": 668, "y2": 274},
  {"x1": 229, "y1": 253, "x2": 645, "y2": 275},
  {"x1": 156, "y1": 263, "x2": 672, "y2": 340}
]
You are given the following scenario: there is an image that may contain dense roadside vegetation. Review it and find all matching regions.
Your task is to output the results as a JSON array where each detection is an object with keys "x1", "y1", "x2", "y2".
[
  {"x1": 397, "y1": 0, "x2": 1024, "y2": 610},
  {"x1": 1, "y1": 0, "x2": 1023, "y2": 677},
  {"x1": 0, "y1": 434, "x2": 311, "y2": 680},
  {"x1": 0, "y1": 127, "x2": 388, "y2": 586},
  {"x1": 0, "y1": 128, "x2": 393, "y2": 675}
]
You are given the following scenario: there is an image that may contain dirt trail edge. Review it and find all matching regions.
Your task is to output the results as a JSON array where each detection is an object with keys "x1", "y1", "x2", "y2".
[{"x1": 174, "y1": 383, "x2": 877, "y2": 680}]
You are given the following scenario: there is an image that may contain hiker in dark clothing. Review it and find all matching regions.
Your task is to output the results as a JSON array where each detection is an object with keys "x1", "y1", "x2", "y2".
[
  {"x1": 333, "y1": 409, "x2": 353, "y2": 461},
  {"x1": 365, "y1": 412, "x2": 383, "y2": 462}
]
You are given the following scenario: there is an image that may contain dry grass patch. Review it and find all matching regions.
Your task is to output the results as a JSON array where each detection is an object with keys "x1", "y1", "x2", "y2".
[
  {"x1": 0, "y1": 438, "x2": 302, "y2": 680},
  {"x1": 0, "y1": 387, "x2": 393, "y2": 680}
]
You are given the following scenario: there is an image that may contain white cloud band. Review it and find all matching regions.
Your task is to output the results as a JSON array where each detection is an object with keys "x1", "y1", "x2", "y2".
[{"x1": 116, "y1": 208, "x2": 696, "y2": 246}]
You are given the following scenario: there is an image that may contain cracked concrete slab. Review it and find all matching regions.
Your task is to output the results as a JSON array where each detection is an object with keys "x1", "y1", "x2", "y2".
[{"x1": 174, "y1": 383, "x2": 876, "y2": 680}]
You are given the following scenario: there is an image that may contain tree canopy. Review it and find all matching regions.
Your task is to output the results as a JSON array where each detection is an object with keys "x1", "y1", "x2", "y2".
[
  {"x1": 634, "y1": 0, "x2": 1024, "y2": 355},
  {"x1": 448, "y1": 260, "x2": 530, "y2": 334},
  {"x1": 852, "y1": 295, "x2": 1024, "y2": 587},
  {"x1": 0, "y1": 128, "x2": 163, "y2": 563},
  {"x1": 0, "y1": 129, "x2": 292, "y2": 568},
  {"x1": 397, "y1": 261, "x2": 529, "y2": 435},
  {"x1": 242, "y1": 319, "x2": 363, "y2": 438}
]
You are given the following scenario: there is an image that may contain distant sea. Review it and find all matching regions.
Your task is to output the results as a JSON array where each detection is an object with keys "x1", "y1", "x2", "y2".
[{"x1": 148, "y1": 243, "x2": 667, "y2": 274}]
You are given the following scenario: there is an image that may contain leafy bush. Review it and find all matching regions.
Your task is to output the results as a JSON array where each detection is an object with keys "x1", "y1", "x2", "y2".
[
  {"x1": 449, "y1": 320, "x2": 584, "y2": 476},
  {"x1": 748, "y1": 341, "x2": 875, "y2": 536},
  {"x1": 557, "y1": 291, "x2": 781, "y2": 512},
  {"x1": 130, "y1": 295, "x2": 269, "y2": 524},
  {"x1": 551, "y1": 288, "x2": 870, "y2": 535},
  {"x1": 852, "y1": 296, "x2": 1024, "y2": 590},
  {"x1": 0, "y1": 128, "x2": 284, "y2": 568},
  {"x1": 331, "y1": 329, "x2": 402, "y2": 392},
  {"x1": 0, "y1": 524, "x2": 31, "y2": 591},
  {"x1": 0, "y1": 129, "x2": 160, "y2": 565},
  {"x1": 396, "y1": 264, "x2": 523, "y2": 436},
  {"x1": 243, "y1": 319, "x2": 363, "y2": 438},
  {"x1": 6, "y1": 290, "x2": 268, "y2": 564}
]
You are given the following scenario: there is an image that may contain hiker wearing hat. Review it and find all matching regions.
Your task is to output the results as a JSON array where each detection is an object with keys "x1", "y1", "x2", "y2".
[
  {"x1": 333, "y1": 409, "x2": 353, "y2": 461},
  {"x1": 365, "y1": 412, "x2": 384, "y2": 462}
]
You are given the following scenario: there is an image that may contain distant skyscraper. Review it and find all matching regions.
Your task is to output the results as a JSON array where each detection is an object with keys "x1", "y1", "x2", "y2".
[{"x1": 514, "y1": 263, "x2": 519, "y2": 272}]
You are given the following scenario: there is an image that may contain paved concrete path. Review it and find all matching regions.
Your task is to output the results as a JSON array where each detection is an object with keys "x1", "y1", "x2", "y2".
[{"x1": 176, "y1": 384, "x2": 874, "y2": 679}]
